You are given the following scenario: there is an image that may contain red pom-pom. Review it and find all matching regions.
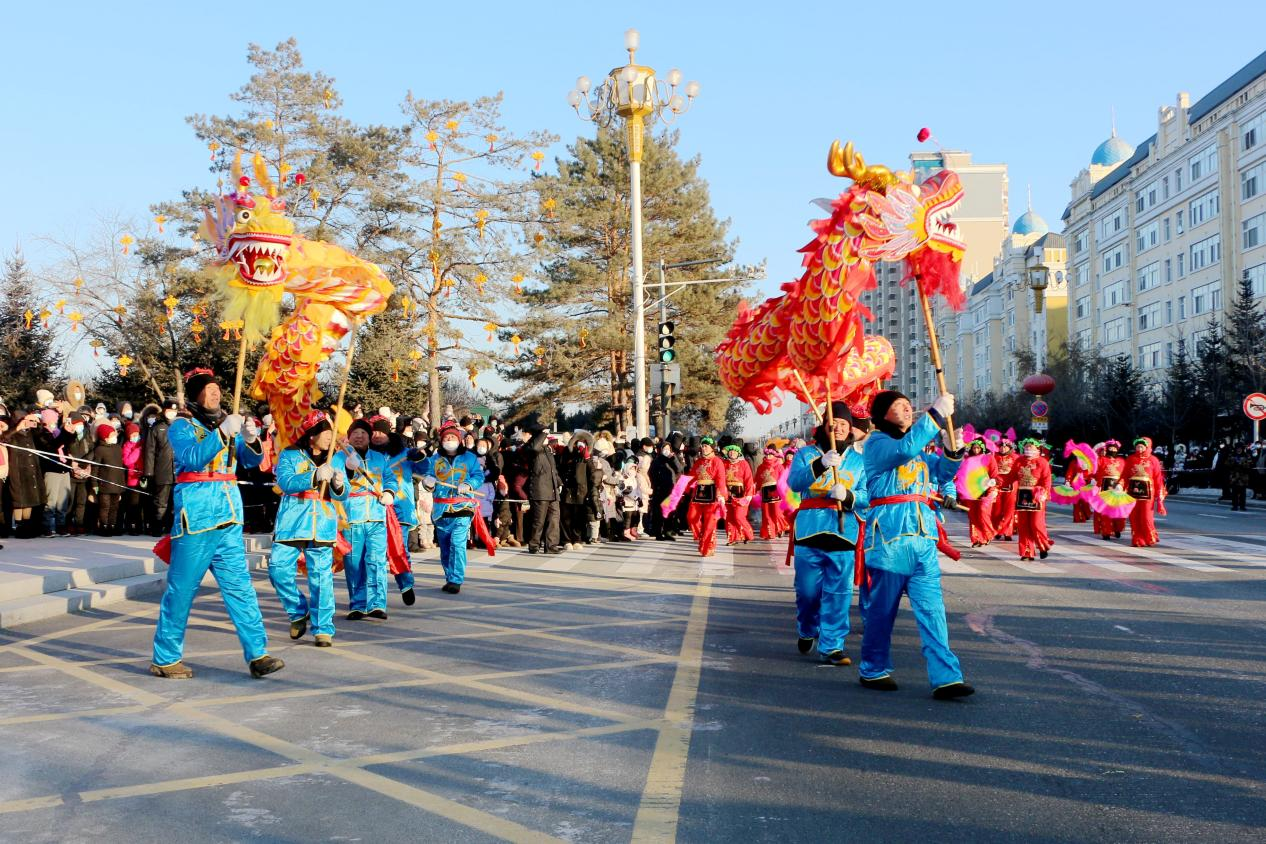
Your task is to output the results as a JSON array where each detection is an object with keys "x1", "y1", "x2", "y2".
[
  {"x1": 238, "y1": 175, "x2": 251, "y2": 187},
  {"x1": 294, "y1": 173, "x2": 306, "y2": 185},
  {"x1": 916, "y1": 127, "x2": 931, "y2": 143}
]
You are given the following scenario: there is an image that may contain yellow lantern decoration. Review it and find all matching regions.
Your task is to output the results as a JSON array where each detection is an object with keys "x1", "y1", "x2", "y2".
[
  {"x1": 23, "y1": 309, "x2": 33, "y2": 329},
  {"x1": 89, "y1": 338, "x2": 104, "y2": 357},
  {"x1": 73, "y1": 276, "x2": 84, "y2": 293},
  {"x1": 391, "y1": 359, "x2": 401, "y2": 382},
  {"x1": 474, "y1": 272, "x2": 487, "y2": 294},
  {"x1": 401, "y1": 296, "x2": 413, "y2": 318},
  {"x1": 579, "y1": 327, "x2": 590, "y2": 349},
  {"x1": 310, "y1": 187, "x2": 321, "y2": 209},
  {"x1": 510, "y1": 333, "x2": 522, "y2": 356},
  {"x1": 475, "y1": 209, "x2": 489, "y2": 240},
  {"x1": 163, "y1": 295, "x2": 179, "y2": 321},
  {"x1": 323, "y1": 88, "x2": 335, "y2": 109},
  {"x1": 426, "y1": 130, "x2": 438, "y2": 151},
  {"x1": 484, "y1": 321, "x2": 498, "y2": 341},
  {"x1": 485, "y1": 133, "x2": 498, "y2": 152},
  {"x1": 119, "y1": 234, "x2": 134, "y2": 255},
  {"x1": 117, "y1": 354, "x2": 133, "y2": 377},
  {"x1": 467, "y1": 363, "x2": 479, "y2": 389},
  {"x1": 262, "y1": 119, "x2": 274, "y2": 131},
  {"x1": 208, "y1": 140, "x2": 220, "y2": 160},
  {"x1": 408, "y1": 349, "x2": 423, "y2": 368},
  {"x1": 154, "y1": 214, "x2": 167, "y2": 234},
  {"x1": 66, "y1": 310, "x2": 82, "y2": 331},
  {"x1": 531, "y1": 150, "x2": 545, "y2": 171},
  {"x1": 112, "y1": 305, "x2": 127, "y2": 326},
  {"x1": 445, "y1": 119, "x2": 459, "y2": 133},
  {"x1": 452, "y1": 172, "x2": 467, "y2": 188},
  {"x1": 542, "y1": 197, "x2": 556, "y2": 219},
  {"x1": 534, "y1": 346, "x2": 546, "y2": 366},
  {"x1": 53, "y1": 298, "x2": 66, "y2": 315},
  {"x1": 511, "y1": 273, "x2": 524, "y2": 294},
  {"x1": 533, "y1": 232, "x2": 545, "y2": 247},
  {"x1": 220, "y1": 319, "x2": 244, "y2": 341},
  {"x1": 190, "y1": 317, "x2": 205, "y2": 340}
]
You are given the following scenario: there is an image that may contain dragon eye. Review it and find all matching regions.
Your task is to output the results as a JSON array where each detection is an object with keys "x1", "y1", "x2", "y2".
[{"x1": 236, "y1": 209, "x2": 252, "y2": 224}]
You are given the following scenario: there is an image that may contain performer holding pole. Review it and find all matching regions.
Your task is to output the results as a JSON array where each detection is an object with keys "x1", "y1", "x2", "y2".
[
  {"x1": 340, "y1": 419, "x2": 399, "y2": 620},
  {"x1": 150, "y1": 369, "x2": 282, "y2": 679},
  {"x1": 418, "y1": 422, "x2": 485, "y2": 593}
]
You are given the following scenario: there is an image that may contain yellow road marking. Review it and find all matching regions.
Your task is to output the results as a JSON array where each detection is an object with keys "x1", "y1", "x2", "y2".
[{"x1": 631, "y1": 577, "x2": 713, "y2": 842}]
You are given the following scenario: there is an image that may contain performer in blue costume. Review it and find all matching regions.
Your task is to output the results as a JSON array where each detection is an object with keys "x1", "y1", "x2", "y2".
[
  {"x1": 786, "y1": 402, "x2": 869, "y2": 666},
  {"x1": 267, "y1": 410, "x2": 349, "y2": 647},
  {"x1": 340, "y1": 419, "x2": 399, "y2": 621},
  {"x1": 149, "y1": 369, "x2": 284, "y2": 680},
  {"x1": 859, "y1": 389, "x2": 974, "y2": 700},
  {"x1": 370, "y1": 416, "x2": 421, "y2": 606},
  {"x1": 418, "y1": 422, "x2": 484, "y2": 594}
]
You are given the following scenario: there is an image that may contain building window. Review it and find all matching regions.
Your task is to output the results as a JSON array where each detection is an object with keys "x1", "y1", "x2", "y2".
[
  {"x1": 1136, "y1": 221, "x2": 1160, "y2": 254},
  {"x1": 1103, "y1": 280, "x2": 1128, "y2": 309},
  {"x1": 1175, "y1": 167, "x2": 1183, "y2": 192},
  {"x1": 1192, "y1": 280, "x2": 1221, "y2": 315},
  {"x1": 1243, "y1": 162, "x2": 1265, "y2": 201},
  {"x1": 1138, "y1": 342, "x2": 1162, "y2": 370},
  {"x1": 1178, "y1": 295, "x2": 1186, "y2": 319},
  {"x1": 1176, "y1": 209, "x2": 1184, "y2": 234},
  {"x1": 1138, "y1": 302, "x2": 1161, "y2": 331},
  {"x1": 1076, "y1": 295, "x2": 1090, "y2": 319},
  {"x1": 1162, "y1": 176, "x2": 1170, "y2": 199},
  {"x1": 1074, "y1": 230, "x2": 1088, "y2": 254},
  {"x1": 1190, "y1": 233, "x2": 1222, "y2": 270},
  {"x1": 1189, "y1": 189, "x2": 1220, "y2": 227},
  {"x1": 1245, "y1": 212, "x2": 1266, "y2": 250},
  {"x1": 1103, "y1": 317, "x2": 1128, "y2": 344},
  {"x1": 1165, "y1": 258, "x2": 1172, "y2": 283},
  {"x1": 1246, "y1": 263, "x2": 1266, "y2": 297},
  {"x1": 1178, "y1": 252, "x2": 1186, "y2": 277},
  {"x1": 1244, "y1": 111, "x2": 1266, "y2": 151},
  {"x1": 1166, "y1": 300, "x2": 1173, "y2": 323},
  {"x1": 1189, "y1": 145, "x2": 1217, "y2": 182},
  {"x1": 1137, "y1": 262, "x2": 1161, "y2": 292}
]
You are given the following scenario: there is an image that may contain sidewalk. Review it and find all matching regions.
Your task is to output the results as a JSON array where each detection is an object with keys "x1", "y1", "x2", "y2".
[
  {"x1": 0, "y1": 533, "x2": 272, "y2": 628},
  {"x1": 1166, "y1": 487, "x2": 1266, "y2": 511}
]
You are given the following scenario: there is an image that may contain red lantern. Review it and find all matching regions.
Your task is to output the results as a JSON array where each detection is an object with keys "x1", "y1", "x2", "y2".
[{"x1": 1022, "y1": 374, "x2": 1056, "y2": 396}]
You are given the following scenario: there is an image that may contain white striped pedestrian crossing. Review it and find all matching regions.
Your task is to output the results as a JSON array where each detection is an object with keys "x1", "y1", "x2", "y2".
[
  {"x1": 938, "y1": 558, "x2": 981, "y2": 574},
  {"x1": 1059, "y1": 534, "x2": 1234, "y2": 573}
]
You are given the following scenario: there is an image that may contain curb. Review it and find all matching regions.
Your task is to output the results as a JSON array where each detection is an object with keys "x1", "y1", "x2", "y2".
[{"x1": 1166, "y1": 494, "x2": 1266, "y2": 512}]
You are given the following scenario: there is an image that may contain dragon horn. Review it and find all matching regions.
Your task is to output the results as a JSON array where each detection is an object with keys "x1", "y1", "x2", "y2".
[
  {"x1": 252, "y1": 152, "x2": 277, "y2": 199},
  {"x1": 827, "y1": 140, "x2": 867, "y2": 181},
  {"x1": 231, "y1": 150, "x2": 243, "y2": 188}
]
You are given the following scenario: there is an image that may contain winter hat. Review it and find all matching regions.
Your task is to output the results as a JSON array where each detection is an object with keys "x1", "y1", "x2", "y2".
[
  {"x1": 298, "y1": 410, "x2": 332, "y2": 441},
  {"x1": 125, "y1": 422, "x2": 141, "y2": 437},
  {"x1": 347, "y1": 418, "x2": 373, "y2": 437},
  {"x1": 96, "y1": 423, "x2": 116, "y2": 440},
  {"x1": 40, "y1": 408, "x2": 60, "y2": 427},
  {"x1": 370, "y1": 415, "x2": 393, "y2": 435},
  {"x1": 183, "y1": 368, "x2": 220, "y2": 404},
  {"x1": 869, "y1": 390, "x2": 908, "y2": 425}
]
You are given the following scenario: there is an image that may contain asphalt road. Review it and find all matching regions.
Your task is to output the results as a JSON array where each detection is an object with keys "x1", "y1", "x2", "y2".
[{"x1": 1, "y1": 498, "x2": 1264, "y2": 843}]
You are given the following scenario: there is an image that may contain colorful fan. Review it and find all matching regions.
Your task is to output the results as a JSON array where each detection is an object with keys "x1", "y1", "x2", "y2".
[
  {"x1": 1050, "y1": 484, "x2": 1082, "y2": 505},
  {"x1": 1083, "y1": 487, "x2": 1136, "y2": 519},
  {"x1": 1064, "y1": 441, "x2": 1098, "y2": 476},
  {"x1": 955, "y1": 454, "x2": 992, "y2": 500},
  {"x1": 776, "y1": 470, "x2": 802, "y2": 515}
]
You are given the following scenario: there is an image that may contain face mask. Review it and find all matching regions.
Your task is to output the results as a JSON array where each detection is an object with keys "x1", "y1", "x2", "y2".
[
  {"x1": 146, "y1": 417, "x2": 156, "y2": 426},
  {"x1": 476, "y1": 445, "x2": 487, "y2": 455},
  {"x1": 442, "y1": 441, "x2": 459, "y2": 453},
  {"x1": 122, "y1": 410, "x2": 133, "y2": 419},
  {"x1": 106, "y1": 436, "x2": 118, "y2": 445},
  {"x1": 129, "y1": 435, "x2": 140, "y2": 443},
  {"x1": 164, "y1": 410, "x2": 177, "y2": 422},
  {"x1": 263, "y1": 414, "x2": 274, "y2": 427}
]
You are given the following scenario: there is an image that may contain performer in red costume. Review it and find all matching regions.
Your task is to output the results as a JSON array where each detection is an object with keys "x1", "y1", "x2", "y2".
[
  {"x1": 1094, "y1": 440, "x2": 1127, "y2": 540},
  {"x1": 755, "y1": 444, "x2": 788, "y2": 539},
  {"x1": 1123, "y1": 437, "x2": 1166, "y2": 547},
  {"x1": 685, "y1": 437, "x2": 728, "y2": 558},
  {"x1": 1066, "y1": 452, "x2": 1093, "y2": 524},
  {"x1": 991, "y1": 437, "x2": 1018, "y2": 540},
  {"x1": 963, "y1": 437, "x2": 998, "y2": 547},
  {"x1": 722, "y1": 443, "x2": 756, "y2": 545},
  {"x1": 999, "y1": 438, "x2": 1053, "y2": 561}
]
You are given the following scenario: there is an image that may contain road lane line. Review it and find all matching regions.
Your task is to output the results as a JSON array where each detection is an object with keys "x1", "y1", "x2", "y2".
[
  {"x1": 973, "y1": 543, "x2": 1060, "y2": 573},
  {"x1": 631, "y1": 576, "x2": 713, "y2": 842},
  {"x1": 1060, "y1": 534, "x2": 1232, "y2": 573}
]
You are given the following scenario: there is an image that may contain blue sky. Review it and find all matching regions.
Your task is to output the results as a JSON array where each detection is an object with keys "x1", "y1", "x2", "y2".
[{"x1": 2, "y1": 1, "x2": 1261, "y2": 428}]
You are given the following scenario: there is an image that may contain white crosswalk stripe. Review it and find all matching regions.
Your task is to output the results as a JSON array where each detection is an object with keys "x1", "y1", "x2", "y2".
[
  {"x1": 938, "y1": 558, "x2": 981, "y2": 574},
  {"x1": 971, "y1": 542, "x2": 1062, "y2": 573},
  {"x1": 1059, "y1": 534, "x2": 1234, "y2": 573}
]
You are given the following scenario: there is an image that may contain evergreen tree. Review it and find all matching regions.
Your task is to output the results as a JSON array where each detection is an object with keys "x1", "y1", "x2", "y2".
[
  {"x1": 508, "y1": 128, "x2": 752, "y2": 433},
  {"x1": 1098, "y1": 354, "x2": 1145, "y2": 440},
  {"x1": 1160, "y1": 338, "x2": 1201, "y2": 448},
  {"x1": 1226, "y1": 271, "x2": 1266, "y2": 399},
  {"x1": 0, "y1": 250, "x2": 64, "y2": 404},
  {"x1": 1195, "y1": 319, "x2": 1233, "y2": 442},
  {"x1": 341, "y1": 295, "x2": 428, "y2": 415}
]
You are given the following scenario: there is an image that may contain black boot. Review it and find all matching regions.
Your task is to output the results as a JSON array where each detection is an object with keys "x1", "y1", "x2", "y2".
[
  {"x1": 797, "y1": 637, "x2": 815, "y2": 655},
  {"x1": 249, "y1": 655, "x2": 285, "y2": 678},
  {"x1": 401, "y1": 587, "x2": 416, "y2": 606},
  {"x1": 859, "y1": 675, "x2": 899, "y2": 691},
  {"x1": 932, "y1": 681, "x2": 976, "y2": 700},
  {"x1": 289, "y1": 614, "x2": 309, "y2": 640}
]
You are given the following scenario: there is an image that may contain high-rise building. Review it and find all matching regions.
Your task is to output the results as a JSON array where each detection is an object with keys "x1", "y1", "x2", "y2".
[
  {"x1": 1063, "y1": 49, "x2": 1266, "y2": 390},
  {"x1": 859, "y1": 150, "x2": 1009, "y2": 406}
]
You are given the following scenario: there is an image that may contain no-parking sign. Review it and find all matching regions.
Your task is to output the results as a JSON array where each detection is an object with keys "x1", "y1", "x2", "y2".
[{"x1": 1245, "y1": 392, "x2": 1266, "y2": 421}]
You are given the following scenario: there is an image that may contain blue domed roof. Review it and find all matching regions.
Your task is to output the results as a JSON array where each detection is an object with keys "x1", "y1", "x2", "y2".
[
  {"x1": 1091, "y1": 134, "x2": 1134, "y2": 167},
  {"x1": 1012, "y1": 210, "x2": 1049, "y2": 236}
]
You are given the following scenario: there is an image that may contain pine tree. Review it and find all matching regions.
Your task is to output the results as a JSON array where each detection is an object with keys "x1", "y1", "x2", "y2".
[
  {"x1": 1098, "y1": 354, "x2": 1145, "y2": 440},
  {"x1": 1226, "y1": 271, "x2": 1266, "y2": 399},
  {"x1": 1160, "y1": 338, "x2": 1201, "y2": 447},
  {"x1": 0, "y1": 250, "x2": 64, "y2": 405},
  {"x1": 1195, "y1": 319, "x2": 1232, "y2": 442},
  {"x1": 507, "y1": 128, "x2": 751, "y2": 433},
  {"x1": 341, "y1": 295, "x2": 428, "y2": 415}
]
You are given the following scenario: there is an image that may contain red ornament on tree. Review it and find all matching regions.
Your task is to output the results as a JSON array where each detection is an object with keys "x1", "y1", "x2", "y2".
[
  {"x1": 294, "y1": 173, "x2": 306, "y2": 185},
  {"x1": 916, "y1": 127, "x2": 931, "y2": 143},
  {"x1": 1022, "y1": 374, "x2": 1056, "y2": 396}
]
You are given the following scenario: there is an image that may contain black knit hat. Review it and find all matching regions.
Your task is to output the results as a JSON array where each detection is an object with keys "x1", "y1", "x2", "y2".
[
  {"x1": 348, "y1": 418, "x2": 374, "y2": 437},
  {"x1": 869, "y1": 390, "x2": 909, "y2": 423},
  {"x1": 370, "y1": 415, "x2": 393, "y2": 435},
  {"x1": 183, "y1": 368, "x2": 220, "y2": 405}
]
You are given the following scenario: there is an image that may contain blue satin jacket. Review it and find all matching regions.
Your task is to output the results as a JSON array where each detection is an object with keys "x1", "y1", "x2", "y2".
[
  {"x1": 170, "y1": 416, "x2": 262, "y2": 538},
  {"x1": 862, "y1": 414, "x2": 961, "y2": 565},
  {"x1": 340, "y1": 448, "x2": 399, "y2": 524},
  {"x1": 787, "y1": 444, "x2": 868, "y2": 545},
  {"x1": 417, "y1": 449, "x2": 485, "y2": 520},
  {"x1": 273, "y1": 448, "x2": 350, "y2": 543},
  {"x1": 380, "y1": 449, "x2": 424, "y2": 527}
]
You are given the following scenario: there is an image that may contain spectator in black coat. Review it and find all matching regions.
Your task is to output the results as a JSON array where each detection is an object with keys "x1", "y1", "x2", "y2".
[{"x1": 524, "y1": 422, "x2": 562, "y2": 554}]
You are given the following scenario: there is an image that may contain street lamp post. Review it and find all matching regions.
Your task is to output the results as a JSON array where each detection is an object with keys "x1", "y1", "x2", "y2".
[{"x1": 568, "y1": 29, "x2": 699, "y2": 437}]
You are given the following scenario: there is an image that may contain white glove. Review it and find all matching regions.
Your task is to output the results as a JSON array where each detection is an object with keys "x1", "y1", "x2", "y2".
[
  {"x1": 820, "y1": 450, "x2": 842, "y2": 469},
  {"x1": 457, "y1": 482, "x2": 472, "y2": 495},
  {"x1": 985, "y1": 478, "x2": 998, "y2": 488},
  {"x1": 219, "y1": 413, "x2": 244, "y2": 438},
  {"x1": 378, "y1": 491, "x2": 395, "y2": 507},
  {"x1": 830, "y1": 483, "x2": 850, "y2": 501},
  {"x1": 931, "y1": 393, "x2": 955, "y2": 419},
  {"x1": 314, "y1": 463, "x2": 335, "y2": 482},
  {"x1": 343, "y1": 451, "x2": 362, "y2": 472},
  {"x1": 422, "y1": 474, "x2": 437, "y2": 489},
  {"x1": 242, "y1": 419, "x2": 260, "y2": 444}
]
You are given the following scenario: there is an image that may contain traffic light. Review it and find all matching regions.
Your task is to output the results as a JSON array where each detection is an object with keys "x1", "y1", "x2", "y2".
[{"x1": 657, "y1": 321, "x2": 676, "y2": 363}]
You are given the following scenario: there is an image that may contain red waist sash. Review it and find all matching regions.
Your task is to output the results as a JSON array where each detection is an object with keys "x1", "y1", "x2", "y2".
[
  {"x1": 871, "y1": 494, "x2": 930, "y2": 507},
  {"x1": 176, "y1": 472, "x2": 237, "y2": 483}
]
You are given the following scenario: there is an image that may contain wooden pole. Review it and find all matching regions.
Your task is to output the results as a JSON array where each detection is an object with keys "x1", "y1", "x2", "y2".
[
  {"x1": 790, "y1": 370, "x2": 822, "y2": 424},
  {"x1": 227, "y1": 334, "x2": 249, "y2": 473},
  {"x1": 917, "y1": 287, "x2": 958, "y2": 451},
  {"x1": 317, "y1": 329, "x2": 359, "y2": 500}
]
